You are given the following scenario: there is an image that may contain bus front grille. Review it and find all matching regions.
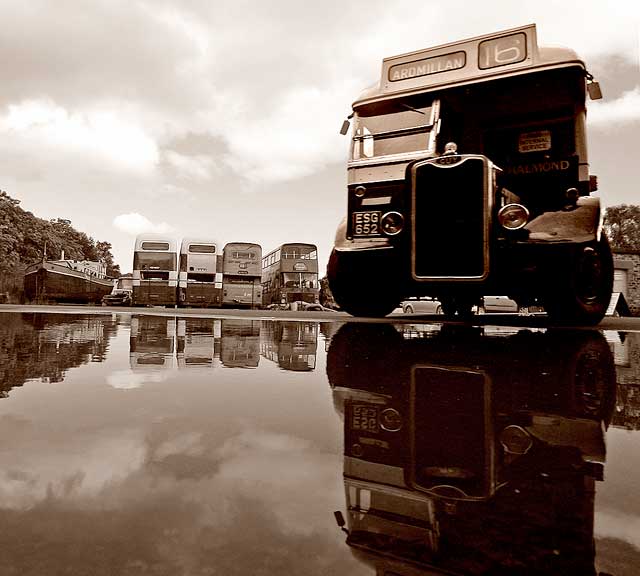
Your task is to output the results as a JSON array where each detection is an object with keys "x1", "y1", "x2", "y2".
[{"x1": 411, "y1": 156, "x2": 489, "y2": 280}]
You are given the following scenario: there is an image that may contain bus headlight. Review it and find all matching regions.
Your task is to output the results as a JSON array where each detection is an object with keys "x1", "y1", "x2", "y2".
[
  {"x1": 498, "y1": 203, "x2": 529, "y2": 230},
  {"x1": 499, "y1": 425, "x2": 533, "y2": 455},
  {"x1": 381, "y1": 211, "x2": 404, "y2": 236},
  {"x1": 380, "y1": 408, "x2": 402, "y2": 432}
]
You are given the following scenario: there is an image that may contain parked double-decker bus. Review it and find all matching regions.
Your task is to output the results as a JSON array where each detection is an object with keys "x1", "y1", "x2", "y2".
[
  {"x1": 132, "y1": 234, "x2": 178, "y2": 306},
  {"x1": 261, "y1": 243, "x2": 319, "y2": 306},
  {"x1": 178, "y1": 238, "x2": 222, "y2": 307},
  {"x1": 221, "y1": 242, "x2": 262, "y2": 309},
  {"x1": 328, "y1": 24, "x2": 612, "y2": 324}
]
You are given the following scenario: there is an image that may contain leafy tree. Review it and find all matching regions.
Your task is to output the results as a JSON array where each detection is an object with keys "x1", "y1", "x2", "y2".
[
  {"x1": 96, "y1": 241, "x2": 121, "y2": 277},
  {"x1": 0, "y1": 189, "x2": 122, "y2": 300},
  {"x1": 603, "y1": 205, "x2": 640, "y2": 251}
]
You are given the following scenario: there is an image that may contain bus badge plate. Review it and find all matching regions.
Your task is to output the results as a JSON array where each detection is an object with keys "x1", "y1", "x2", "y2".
[{"x1": 352, "y1": 211, "x2": 381, "y2": 236}]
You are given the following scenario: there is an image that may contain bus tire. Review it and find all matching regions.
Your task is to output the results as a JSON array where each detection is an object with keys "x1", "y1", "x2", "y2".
[
  {"x1": 544, "y1": 234, "x2": 613, "y2": 326},
  {"x1": 441, "y1": 297, "x2": 475, "y2": 320},
  {"x1": 327, "y1": 249, "x2": 400, "y2": 318}
]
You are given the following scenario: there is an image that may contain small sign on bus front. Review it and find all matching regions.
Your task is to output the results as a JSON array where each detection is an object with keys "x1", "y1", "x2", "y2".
[{"x1": 518, "y1": 130, "x2": 551, "y2": 153}]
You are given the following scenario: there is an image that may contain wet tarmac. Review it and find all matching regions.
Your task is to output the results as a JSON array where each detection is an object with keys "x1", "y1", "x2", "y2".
[{"x1": 0, "y1": 309, "x2": 639, "y2": 575}]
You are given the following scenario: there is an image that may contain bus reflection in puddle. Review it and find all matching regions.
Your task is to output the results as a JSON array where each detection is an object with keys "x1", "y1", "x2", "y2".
[
  {"x1": 176, "y1": 318, "x2": 220, "y2": 368},
  {"x1": 129, "y1": 315, "x2": 176, "y2": 370},
  {"x1": 219, "y1": 319, "x2": 261, "y2": 369},
  {"x1": 328, "y1": 323, "x2": 616, "y2": 575},
  {"x1": 260, "y1": 321, "x2": 318, "y2": 371}
]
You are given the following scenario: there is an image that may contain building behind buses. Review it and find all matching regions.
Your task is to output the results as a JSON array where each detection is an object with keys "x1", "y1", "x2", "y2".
[
  {"x1": 132, "y1": 234, "x2": 178, "y2": 307},
  {"x1": 178, "y1": 238, "x2": 222, "y2": 307},
  {"x1": 328, "y1": 24, "x2": 613, "y2": 324}
]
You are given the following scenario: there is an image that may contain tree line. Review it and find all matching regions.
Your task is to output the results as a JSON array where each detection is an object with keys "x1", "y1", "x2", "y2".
[
  {"x1": 602, "y1": 204, "x2": 640, "y2": 252},
  {"x1": 0, "y1": 189, "x2": 120, "y2": 301}
]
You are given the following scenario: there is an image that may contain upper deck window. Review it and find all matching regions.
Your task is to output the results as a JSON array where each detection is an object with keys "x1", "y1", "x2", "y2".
[
  {"x1": 189, "y1": 244, "x2": 216, "y2": 254},
  {"x1": 352, "y1": 100, "x2": 439, "y2": 160},
  {"x1": 231, "y1": 251, "x2": 256, "y2": 259},
  {"x1": 282, "y1": 247, "x2": 317, "y2": 260}
]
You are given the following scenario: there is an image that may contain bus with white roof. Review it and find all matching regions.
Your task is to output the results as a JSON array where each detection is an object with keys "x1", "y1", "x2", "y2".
[
  {"x1": 132, "y1": 234, "x2": 178, "y2": 307},
  {"x1": 178, "y1": 238, "x2": 222, "y2": 307},
  {"x1": 328, "y1": 24, "x2": 612, "y2": 324}
]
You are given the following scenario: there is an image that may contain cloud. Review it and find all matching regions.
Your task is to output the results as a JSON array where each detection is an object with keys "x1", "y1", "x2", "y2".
[
  {"x1": 0, "y1": 99, "x2": 159, "y2": 173},
  {"x1": 588, "y1": 87, "x2": 640, "y2": 126},
  {"x1": 112, "y1": 213, "x2": 174, "y2": 235},
  {"x1": 106, "y1": 369, "x2": 171, "y2": 390},
  {"x1": 220, "y1": 86, "x2": 354, "y2": 182},
  {"x1": 163, "y1": 151, "x2": 217, "y2": 180}
]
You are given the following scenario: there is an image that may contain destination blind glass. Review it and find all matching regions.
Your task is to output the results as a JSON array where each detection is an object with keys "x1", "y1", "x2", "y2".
[
  {"x1": 388, "y1": 51, "x2": 466, "y2": 82},
  {"x1": 141, "y1": 241, "x2": 170, "y2": 251},
  {"x1": 478, "y1": 32, "x2": 527, "y2": 69},
  {"x1": 189, "y1": 244, "x2": 216, "y2": 253}
]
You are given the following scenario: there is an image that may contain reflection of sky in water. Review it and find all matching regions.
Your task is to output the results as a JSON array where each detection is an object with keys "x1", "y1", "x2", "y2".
[
  {"x1": 0, "y1": 312, "x2": 639, "y2": 574},
  {"x1": 0, "y1": 313, "x2": 362, "y2": 575}
]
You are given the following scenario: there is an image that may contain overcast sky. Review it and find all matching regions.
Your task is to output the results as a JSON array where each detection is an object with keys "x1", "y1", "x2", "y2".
[{"x1": 1, "y1": 0, "x2": 638, "y2": 273}]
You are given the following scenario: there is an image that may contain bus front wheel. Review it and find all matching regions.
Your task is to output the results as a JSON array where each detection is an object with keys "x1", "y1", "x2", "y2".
[
  {"x1": 544, "y1": 234, "x2": 613, "y2": 326},
  {"x1": 327, "y1": 249, "x2": 400, "y2": 318}
]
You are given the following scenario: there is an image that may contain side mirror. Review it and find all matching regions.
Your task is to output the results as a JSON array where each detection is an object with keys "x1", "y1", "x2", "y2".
[
  {"x1": 339, "y1": 119, "x2": 351, "y2": 135},
  {"x1": 588, "y1": 81, "x2": 602, "y2": 100}
]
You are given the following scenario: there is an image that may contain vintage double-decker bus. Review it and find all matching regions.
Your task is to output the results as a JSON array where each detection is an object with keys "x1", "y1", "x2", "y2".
[
  {"x1": 221, "y1": 242, "x2": 262, "y2": 309},
  {"x1": 328, "y1": 24, "x2": 612, "y2": 324},
  {"x1": 261, "y1": 243, "x2": 320, "y2": 306},
  {"x1": 178, "y1": 238, "x2": 222, "y2": 307},
  {"x1": 132, "y1": 234, "x2": 178, "y2": 307}
]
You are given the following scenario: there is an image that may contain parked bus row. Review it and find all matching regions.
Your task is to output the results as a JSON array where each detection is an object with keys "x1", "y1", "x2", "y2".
[{"x1": 131, "y1": 234, "x2": 319, "y2": 308}]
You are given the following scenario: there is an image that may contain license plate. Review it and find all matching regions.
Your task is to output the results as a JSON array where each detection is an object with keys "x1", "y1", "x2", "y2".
[
  {"x1": 352, "y1": 211, "x2": 381, "y2": 236},
  {"x1": 351, "y1": 404, "x2": 378, "y2": 433}
]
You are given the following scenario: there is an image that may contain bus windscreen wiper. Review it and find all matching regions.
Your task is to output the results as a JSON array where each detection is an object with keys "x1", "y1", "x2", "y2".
[{"x1": 399, "y1": 103, "x2": 426, "y2": 115}]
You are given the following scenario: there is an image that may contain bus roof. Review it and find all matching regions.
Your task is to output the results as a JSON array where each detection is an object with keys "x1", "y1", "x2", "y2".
[
  {"x1": 223, "y1": 242, "x2": 261, "y2": 250},
  {"x1": 354, "y1": 24, "x2": 585, "y2": 107}
]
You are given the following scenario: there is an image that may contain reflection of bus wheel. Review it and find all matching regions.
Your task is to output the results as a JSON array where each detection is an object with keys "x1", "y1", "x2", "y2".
[
  {"x1": 545, "y1": 235, "x2": 613, "y2": 325},
  {"x1": 568, "y1": 333, "x2": 617, "y2": 426},
  {"x1": 327, "y1": 249, "x2": 400, "y2": 317},
  {"x1": 404, "y1": 305, "x2": 414, "y2": 314}
]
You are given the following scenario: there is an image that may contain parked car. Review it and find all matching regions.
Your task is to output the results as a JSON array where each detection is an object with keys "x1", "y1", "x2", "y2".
[
  {"x1": 479, "y1": 296, "x2": 519, "y2": 314},
  {"x1": 401, "y1": 299, "x2": 443, "y2": 315},
  {"x1": 102, "y1": 289, "x2": 132, "y2": 306}
]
